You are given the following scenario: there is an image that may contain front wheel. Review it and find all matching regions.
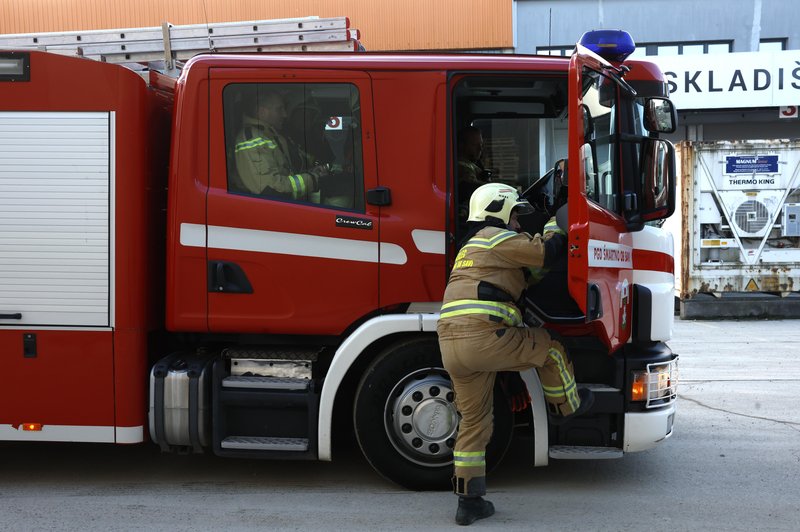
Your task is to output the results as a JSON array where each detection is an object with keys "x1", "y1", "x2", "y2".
[{"x1": 353, "y1": 336, "x2": 513, "y2": 491}]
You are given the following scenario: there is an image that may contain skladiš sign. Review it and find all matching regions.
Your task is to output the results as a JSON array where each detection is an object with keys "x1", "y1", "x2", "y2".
[{"x1": 652, "y1": 50, "x2": 800, "y2": 110}]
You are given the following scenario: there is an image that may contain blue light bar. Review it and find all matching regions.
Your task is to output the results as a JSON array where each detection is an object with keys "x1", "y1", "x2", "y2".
[{"x1": 578, "y1": 30, "x2": 636, "y2": 62}]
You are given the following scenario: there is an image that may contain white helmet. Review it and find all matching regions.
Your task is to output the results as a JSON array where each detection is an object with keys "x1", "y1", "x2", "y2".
[{"x1": 467, "y1": 183, "x2": 534, "y2": 224}]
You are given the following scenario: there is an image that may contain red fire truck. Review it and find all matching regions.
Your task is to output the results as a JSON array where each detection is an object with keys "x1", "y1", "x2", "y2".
[{"x1": 0, "y1": 27, "x2": 678, "y2": 490}]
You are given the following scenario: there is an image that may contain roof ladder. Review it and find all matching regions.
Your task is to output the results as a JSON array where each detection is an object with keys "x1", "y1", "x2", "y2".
[{"x1": 0, "y1": 16, "x2": 362, "y2": 73}]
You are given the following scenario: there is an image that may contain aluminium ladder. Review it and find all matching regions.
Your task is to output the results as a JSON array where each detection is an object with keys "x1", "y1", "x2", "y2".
[{"x1": 0, "y1": 16, "x2": 362, "y2": 72}]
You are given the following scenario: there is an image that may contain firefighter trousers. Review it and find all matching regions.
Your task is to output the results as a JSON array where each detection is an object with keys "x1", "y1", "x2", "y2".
[{"x1": 437, "y1": 318, "x2": 580, "y2": 495}]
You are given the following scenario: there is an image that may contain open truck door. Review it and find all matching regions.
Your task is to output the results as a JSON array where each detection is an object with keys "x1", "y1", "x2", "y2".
[
  {"x1": 566, "y1": 32, "x2": 677, "y2": 350},
  {"x1": 566, "y1": 43, "x2": 635, "y2": 350}
]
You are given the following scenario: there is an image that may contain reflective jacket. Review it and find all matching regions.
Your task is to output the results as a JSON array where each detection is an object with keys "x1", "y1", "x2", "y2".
[
  {"x1": 439, "y1": 226, "x2": 550, "y2": 327},
  {"x1": 234, "y1": 117, "x2": 317, "y2": 199},
  {"x1": 457, "y1": 158, "x2": 484, "y2": 184}
]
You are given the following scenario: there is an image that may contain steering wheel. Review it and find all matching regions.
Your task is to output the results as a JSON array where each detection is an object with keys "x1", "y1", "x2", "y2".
[
  {"x1": 521, "y1": 159, "x2": 567, "y2": 217},
  {"x1": 521, "y1": 167, "x2": 555, "y2": 200}
]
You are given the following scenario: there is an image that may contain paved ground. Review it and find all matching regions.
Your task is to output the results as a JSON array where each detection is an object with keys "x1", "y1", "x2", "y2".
[{"x1": 1, "y1": 319, "x2": 799, "y2": 531}]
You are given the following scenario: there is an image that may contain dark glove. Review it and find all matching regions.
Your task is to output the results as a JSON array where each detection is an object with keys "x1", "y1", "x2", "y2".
[
  {"x1": 498, "y1": 371, "x2": 531, "y2": 413},
  {"x1": 309, "y1": 164, "x2": 330, "y2": 190},
  {"x1": 543, "y1": 232, "x2": 567, "y2": 269}
]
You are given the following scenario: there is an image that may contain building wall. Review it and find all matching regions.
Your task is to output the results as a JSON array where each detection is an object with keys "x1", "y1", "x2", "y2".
[
  {"x1": 0, "y1": 0, "x2": 513, "y2": 51},
  {"x1": 516, "y1": 0, "x2": 799, "y2": 54}
]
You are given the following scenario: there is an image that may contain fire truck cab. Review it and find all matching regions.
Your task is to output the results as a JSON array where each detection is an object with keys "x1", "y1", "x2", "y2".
[{"x1": 0, "y1": 29, "x2": 678, "y2": 490}]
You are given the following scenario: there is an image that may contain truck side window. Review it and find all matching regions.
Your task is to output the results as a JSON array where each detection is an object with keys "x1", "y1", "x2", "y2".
[
  {"x1": 222, "y1": 82, "x2": 365, "y2": 212},
  {"x1": 580, "y1": 68, "x2": 619, "y2": 213}
]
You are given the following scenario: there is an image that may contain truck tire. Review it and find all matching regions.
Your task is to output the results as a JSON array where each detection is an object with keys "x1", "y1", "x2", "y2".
[{"x1": 353, "y1": 336, "x2": 513, "y2": 491}]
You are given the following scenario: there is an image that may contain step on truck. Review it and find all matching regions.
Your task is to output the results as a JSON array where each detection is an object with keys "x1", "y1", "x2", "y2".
[{"x1": 0, "y1": 26, "x2": 678, "y2": 489}]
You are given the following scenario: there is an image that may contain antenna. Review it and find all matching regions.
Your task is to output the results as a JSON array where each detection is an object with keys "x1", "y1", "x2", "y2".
[{"x1": 201, "y1": 0, "x2": 213, "y2": 51}]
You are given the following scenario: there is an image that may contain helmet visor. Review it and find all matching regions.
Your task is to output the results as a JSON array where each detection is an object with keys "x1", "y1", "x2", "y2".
[{"x1": 512, "y1": 198, "x2": 535, "y2": 216}]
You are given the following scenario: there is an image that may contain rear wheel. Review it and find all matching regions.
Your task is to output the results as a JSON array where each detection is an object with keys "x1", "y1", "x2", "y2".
[{"x1": 353, "y1": 336, "x2": 513, "y2": 491}]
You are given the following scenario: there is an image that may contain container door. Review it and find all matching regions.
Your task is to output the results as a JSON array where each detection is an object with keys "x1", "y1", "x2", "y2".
[
  {"x1": 567, "y1": 47, "x2": 634, "y2": 349},
  {"x1": 206, "y1": 69, "x2": 379, "y2": 335}
]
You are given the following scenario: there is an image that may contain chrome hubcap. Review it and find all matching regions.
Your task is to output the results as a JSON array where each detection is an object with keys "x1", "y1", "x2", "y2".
[{"x1": 384, "y1": 367, "x2": 458, "y2": 467}]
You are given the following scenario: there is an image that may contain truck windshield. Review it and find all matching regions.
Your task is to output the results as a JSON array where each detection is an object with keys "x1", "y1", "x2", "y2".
[{"x1": 579, "y1": 67, "x2": 618, "y2": 213}]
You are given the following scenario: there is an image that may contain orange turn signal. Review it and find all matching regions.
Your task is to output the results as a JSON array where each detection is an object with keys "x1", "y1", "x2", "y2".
[
  {"x1": 22, "y1": 423, "x2": 43, "y2": 431},
  {"x1": 631, "y1": 372, "x2": 647, "y2": 402}
]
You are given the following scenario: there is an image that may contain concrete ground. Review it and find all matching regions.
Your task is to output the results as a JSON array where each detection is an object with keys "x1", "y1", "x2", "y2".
[{"x1": 1, "y1": 319, "x2": 798, "y2": 531}]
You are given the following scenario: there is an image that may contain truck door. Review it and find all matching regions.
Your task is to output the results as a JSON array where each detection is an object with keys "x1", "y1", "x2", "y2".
[
  {"x1": 206, "y1": 69, "x2": 379, "y2": 335},
  {"x1": 567, "y1": 47, "x2": 634, "y2": 349}
]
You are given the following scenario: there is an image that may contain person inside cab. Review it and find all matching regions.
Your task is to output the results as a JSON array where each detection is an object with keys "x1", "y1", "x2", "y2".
[
  {"x1": 233, "y1": 90, "x2": 330, "y2": 200},
  {"x1": 437, "y1": 182, "x2": 593, "y2": 526},
  {"x1": 457, "y1": 126, "x2": 491, "y2": 205}
]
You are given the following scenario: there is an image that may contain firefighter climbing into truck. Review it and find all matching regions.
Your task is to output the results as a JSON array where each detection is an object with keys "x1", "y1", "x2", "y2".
[{"x1": 0, "y1": 20, "x2": 678, "y2": 491}]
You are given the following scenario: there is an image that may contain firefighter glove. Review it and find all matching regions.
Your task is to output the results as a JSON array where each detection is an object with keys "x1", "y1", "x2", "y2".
[
  {"x1": 543, "y1": 232, "x2": 567, "y2": 269},
  {"x1": 302, "y1": 164, "x2": 327, "y2": 192}
]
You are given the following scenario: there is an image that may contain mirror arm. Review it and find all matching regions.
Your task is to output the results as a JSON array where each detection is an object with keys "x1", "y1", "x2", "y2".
[
  {"x1": 624, "y1": 192, "x2": 638, "y2": 212},
  {"x1": 602, "y1": 65, "x2": 637, "y2": 97}
]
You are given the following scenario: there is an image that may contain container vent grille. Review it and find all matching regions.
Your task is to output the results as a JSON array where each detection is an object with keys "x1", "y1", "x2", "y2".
[{"x1": 734, "y1": 200, "x2": 770, "y2": 235}]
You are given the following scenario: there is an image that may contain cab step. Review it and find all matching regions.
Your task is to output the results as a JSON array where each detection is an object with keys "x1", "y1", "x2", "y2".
[
  {"x1": 548, "y1": 445, "x2": 623, "y2": 459},
  {"x1": 222, "y1": 375, "x2": 310, "y2": 391},
  {"x1": 221, "y1": 436, "x2": 309, "y2": 452},
  {"x1": 222, "y1": 346, "x2": 321, "y2": 361},
  {"x1": 211, "y1": 355, "x2": 319, "y2": 461}
]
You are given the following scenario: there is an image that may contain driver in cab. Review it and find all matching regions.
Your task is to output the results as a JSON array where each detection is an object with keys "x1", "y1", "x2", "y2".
[
  {"x1": 234, "y1": 91, "x2": 330, "y2": 200},
  {"x1": 457, "y1": 126, "x2": 492, "y2": 204}
]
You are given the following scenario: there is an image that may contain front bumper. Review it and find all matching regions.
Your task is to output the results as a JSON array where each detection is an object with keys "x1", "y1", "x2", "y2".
[{"x1": 623, "y1": 402, "x2": 676, "y2": 452}]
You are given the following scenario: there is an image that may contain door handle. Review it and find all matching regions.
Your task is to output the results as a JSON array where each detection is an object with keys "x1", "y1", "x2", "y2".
[
  {"x1": 207, "y1": 261, "x2": 254, "y2": 294},
  {"x1": 587, "y1": 284, "x2": 603, "y2": 321},
  {"x1": 215, "y1": 262, "x2": 227, "y2": 291},
  {"x1": 367, "y1": 187, "x2": 391, "y2": 206},
  {"x1": 0, "y1": 313, "x2": 22, "y2": 320}
]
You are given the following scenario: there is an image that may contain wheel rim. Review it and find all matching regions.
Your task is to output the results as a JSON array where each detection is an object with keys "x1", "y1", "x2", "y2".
[{"x1": 384, "y1": 367, "x2": 458, "y2": 468}]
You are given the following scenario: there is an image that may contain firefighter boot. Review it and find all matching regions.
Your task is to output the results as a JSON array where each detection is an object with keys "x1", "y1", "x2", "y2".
[
  {"x1": 549, "y1": 387, "x2": 595, "y2": 425},
  {"x1": 455, "y1": 496, "x2": 495, "y2": 526}
]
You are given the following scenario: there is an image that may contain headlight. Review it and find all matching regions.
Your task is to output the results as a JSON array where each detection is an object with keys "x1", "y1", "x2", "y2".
[{"x1": 631, "y1": 359, "x2": 678, "y2": 408}]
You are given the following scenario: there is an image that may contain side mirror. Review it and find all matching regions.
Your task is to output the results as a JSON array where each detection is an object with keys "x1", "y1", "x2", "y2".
[
  {"x1": 639, "y1": 139, "x2": 676, "y2": 222},
  {"x1": 644, "y1": 98, "x2": 677, "y2": 134}
]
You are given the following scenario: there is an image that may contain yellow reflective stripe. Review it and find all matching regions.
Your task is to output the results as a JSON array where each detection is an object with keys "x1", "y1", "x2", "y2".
[
  {"x1": 454, "y1": 460, "x2": 486, "y2": 468},
  {"x1": 287, "y1": 175, "x2": 308, "y2": 199},
  {"x1": 566, "y1": 387, "x2": 580, "y2": 411},
  {"x1": 547, "y1": 348, "x2": 573, "y2": 385},
  {"x1": 547, "y1": 348, "x2": 580, "y2": 410},
  {"x1": 542, "y1": 380, "x2": 576, "y2": 398},
  {"x1": 291, "y1": 174, "x2": 306, "y2": 198},
  {"x1": 453, "y1": 452, "x2": 486, "y2": 468},
  {"x1": 440, "y1": 299, "x2": 521, "y2": 326},
  {"x1": 544, "y1": 220, "x2": 565, "y2": 235},
  {"x1": 542, "y1": 381, "x2": 576, "y2": 393},
  {"x1": 234, "y1": 138, "x2": 267, "y2": 152},
  {"x1": 288, "y1": 175, "x2": 300, "y2": 198},
  {"x1": 463, "y1": 230, "x2": 518, "y2": 250},
  {"x1": 235, "y1": 137, "x2": 277, "y2": 153}
]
